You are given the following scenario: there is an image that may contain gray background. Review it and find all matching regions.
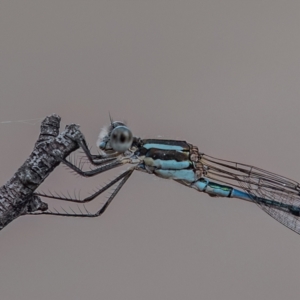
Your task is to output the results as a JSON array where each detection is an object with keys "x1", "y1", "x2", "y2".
[{"x1": 0, "y1": 1, "x2": 300, "y2": 300}]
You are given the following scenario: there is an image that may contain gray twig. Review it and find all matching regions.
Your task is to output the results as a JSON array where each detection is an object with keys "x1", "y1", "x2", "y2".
[{"x1": 0, "y1": 114, "x2": 84, "y2": 230}]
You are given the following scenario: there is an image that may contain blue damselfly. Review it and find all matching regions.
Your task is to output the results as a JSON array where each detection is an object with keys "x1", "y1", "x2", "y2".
[{"x1": 34, "y1": 121, "x2": 300, "y2": 235}]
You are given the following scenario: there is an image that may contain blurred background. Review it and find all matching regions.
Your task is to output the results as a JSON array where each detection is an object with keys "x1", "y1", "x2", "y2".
[{"x1": 0, "y1": 1, "x2": 299, "y2": 299}]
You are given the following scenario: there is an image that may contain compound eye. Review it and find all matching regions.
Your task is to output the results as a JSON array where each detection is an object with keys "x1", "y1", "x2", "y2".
[{"x1": 110, "y1": 126, "x2": 133, "y2": 153}]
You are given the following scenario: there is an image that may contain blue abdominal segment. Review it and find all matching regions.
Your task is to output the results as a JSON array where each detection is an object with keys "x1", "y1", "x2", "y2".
[
  {"x1": 192, "y1": 177, "x2": 261, "y2": 201},
  {"x1": 230, "y1": 188, "x2": 255, "y2": 201},
  {"x1": 192, "y1": 178, "x2": 232, "y2": 197}
]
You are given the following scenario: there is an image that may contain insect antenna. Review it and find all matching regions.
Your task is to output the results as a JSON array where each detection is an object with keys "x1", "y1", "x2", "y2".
[{"x1": 109, "y1": 112, "x2": 114, "y2": 126}]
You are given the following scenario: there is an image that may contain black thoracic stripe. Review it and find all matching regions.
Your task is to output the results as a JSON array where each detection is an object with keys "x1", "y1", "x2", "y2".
[
  {"x1": 145, "y1": 148, "x2": 189, "y2": 161},
  {"x1": 141, "y1": 139, "x2": 190, "y2": 150}
]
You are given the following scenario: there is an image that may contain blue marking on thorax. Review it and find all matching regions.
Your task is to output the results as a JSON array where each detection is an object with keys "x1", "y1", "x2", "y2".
[
  {"x1": 143, "y1": 143, "x2": 184, "y2": 151},
  {"x1": 154, "y1": 169, "x2": 197, "y2": 182},
  {"x1": 144, "y1": 157, "x2": 190, "y2": 170}
]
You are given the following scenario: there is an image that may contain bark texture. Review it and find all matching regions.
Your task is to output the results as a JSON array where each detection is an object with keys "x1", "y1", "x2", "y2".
[{"x1": 0, "y1": 114, "x2": 82, "y2": 230}]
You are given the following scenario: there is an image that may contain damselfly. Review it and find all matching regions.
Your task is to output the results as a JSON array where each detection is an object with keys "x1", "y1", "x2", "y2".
[{"x1": 34, "y1": 121, "x2": 300, "y2": 235}]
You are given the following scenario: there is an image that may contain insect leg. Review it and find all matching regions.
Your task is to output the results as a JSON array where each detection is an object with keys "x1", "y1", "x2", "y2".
[
  {"x1": 35, "y1": 170, "x2": 132, "y2": 203},
  {"x1": 32, "y1": 169, "x2": 134, "y2": 217},
  {"x1": 59, "y1": 156, "x2": 129, "y2": 177},
  {"x1": 78, "y1": 139, "x2": 119, "y2": 166}
]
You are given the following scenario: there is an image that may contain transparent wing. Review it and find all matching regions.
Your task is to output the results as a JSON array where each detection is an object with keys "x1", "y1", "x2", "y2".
[{"x1": 200, "y1": 154, "x2": 300, "y2": 234}]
